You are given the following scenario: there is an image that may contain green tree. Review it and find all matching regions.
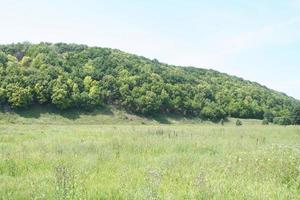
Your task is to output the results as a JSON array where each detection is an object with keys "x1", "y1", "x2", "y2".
[
  {"x1": 88, "y1": 84, "x2": 103, "y2": 106},
  {"x1": 51, "y1": 77, "x2": 72, "y2": 109},
  {"x1": 6, "y1": 85, "x2": 33, "y2": 108},
  {"x1": 34, "y1": 82, "x2": 50, "y2": 104},
  {"x1": 0, "y1": 87, "x2": 6, "y2": 104},
  {"x1": 20, "y1": 56, "x2": 31, "y2": 67},
  {"x1": 0, "y1": 42, "x2": 299, "y2": 121},
  {"x1": 273, "y1": 117, "x2": 292, "y2": 126},
  {"x1": 0, "y1": 51, "x2": 8, "y2": 65},
  {"x1": 201, "y1": 102, "x2": 226, "y2": 121},
  {"x1": 83, "y1": 76, "x2": 103, "y2": 107},
  {"x1": 101, "y1": 75, "x2": 118, "y2": 103},
  {"x1": 264, "y1": 111, "x2": 274, "y2": 123},
  {"x1": 70, "y1": 82, "x2": 82, "y2": 106},
  {"x1": 291, "y1": 107, "x2": 300, "y2": 125},
  {"x1": 135, "y1": 90, "x2": 161, "y2": 114}
]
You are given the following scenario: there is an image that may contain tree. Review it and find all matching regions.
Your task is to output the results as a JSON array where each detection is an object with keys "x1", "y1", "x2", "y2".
[
  {"x1": 0, "y1": 51, "x2": 8, "y2": 65},
  {"x1": 6, "y1": 85, "x2": 33, "y2": 108},
  {"x1": 30, "y1": 53, "x2": 47, "y2": 68},
  {"x1": 70, "y1": 82, "x2": 82, "y2": 106},
  {"x1": 273, "y1": 117, "x2": 292, "y2": 126},
  {"x1": 201, "y1": 102, "x2": 226, "y2": 121},
  {"x1": 135, "y1": 91, "x2": 161, "y2": 114},
  {"x1": 83, "y1": 76, "x2": 103, "y2": 107},
  {"x1": 51, "y1": 86, "x2": 72, "y2": 109},
  {"x1": 292, "y1": 107, "x2": 300, "y2": 125},
  {"x1": 83, "y1": 76, "x2": 93, "y2": 91},
  {"x1": 0, "y1": 87, "x2": 6, "y2": 105},
  {"x1": 83, "y1": 60, "x2": 95, "y2": 75},
  {"x1": 88, "y1": 84, "x2": 103, "y2": 106},
  {"x1": 7, "y1": 55, "x2": 18, "y2": 63},
  {"x1": 264, "y1": 111, "x2": 274, "y2": 123},
  {"x1": 0, "y1": 42, "x2": 299, "y2": 122},
  {"x1": 20, "y1": 56, "x2": 31, "y2": 67},
  {"x1": 34, "y1": 82, "x2": 50, "y2": 104},
  {"x1": 51, "y1": 77, "x2": 72, "y2": 109},
  {"x1": 101, "y1": 75, "x2": 118, "y2": 103}
]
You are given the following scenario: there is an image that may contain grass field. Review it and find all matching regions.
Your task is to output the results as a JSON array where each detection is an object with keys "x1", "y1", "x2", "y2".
[{"x1": 0, "y1": 108, "x2": 300, "y2": 199}]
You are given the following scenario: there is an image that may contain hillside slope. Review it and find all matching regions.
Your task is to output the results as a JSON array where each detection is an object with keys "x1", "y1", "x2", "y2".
[
  {"x1": 0, "y1": 42, "x2": 299, "y2": 121},
  {"x1": 1, "y1": 104, "x2": 264, "y2": 125}
]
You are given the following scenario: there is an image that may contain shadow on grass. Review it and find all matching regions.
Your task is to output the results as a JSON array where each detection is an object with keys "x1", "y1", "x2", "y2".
[
  {"x1": 2, "y1": 104, "x2": 114, "y2": 120},
  {"x1": 0, "y1": 104, "x2": 225, "y2": 124},
  {"x1": 146, "y1": 113, "x2": 225, "y2": 125},
  {"x1": 143, "y1": 113, "x2": 204, "y2": 124},
  {"x1": 149, "y1": 115, "x2": 171, "y2": 124}
]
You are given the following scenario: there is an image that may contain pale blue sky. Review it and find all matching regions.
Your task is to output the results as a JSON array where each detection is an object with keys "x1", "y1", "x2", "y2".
[{"x1": 1, "y1": 0, "x2": 299, "y2": 99}]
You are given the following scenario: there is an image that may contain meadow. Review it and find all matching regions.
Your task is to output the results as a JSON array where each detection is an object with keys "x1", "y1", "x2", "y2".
[{"x1": 0, "y1": 110, "x2": 300, "y2": 199}]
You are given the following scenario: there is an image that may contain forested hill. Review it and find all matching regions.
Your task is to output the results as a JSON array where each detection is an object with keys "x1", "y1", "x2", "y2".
[{"x1": 0, "y1": 42, "x2": 299, "y2": 122}]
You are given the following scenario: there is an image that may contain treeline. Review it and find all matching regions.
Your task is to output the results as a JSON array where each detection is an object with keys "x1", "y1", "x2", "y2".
[{"x1": 0, "y1": 42, "x2": 299, "y2": 124}]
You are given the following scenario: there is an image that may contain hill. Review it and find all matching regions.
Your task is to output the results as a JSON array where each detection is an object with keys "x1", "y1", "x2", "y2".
[{"x1": 0, "y1": 42, "x2": 299, "y2": 122}]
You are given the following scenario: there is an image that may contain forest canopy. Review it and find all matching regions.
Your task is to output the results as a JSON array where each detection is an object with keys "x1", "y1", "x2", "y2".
[{"x1": 0, "y1": 42, "x2": 299, "y2": 123}]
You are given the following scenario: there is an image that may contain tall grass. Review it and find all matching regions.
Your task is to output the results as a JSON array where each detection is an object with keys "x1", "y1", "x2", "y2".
[{"x1": 0, "y1": 124, "x2": 299, "y2": 199}]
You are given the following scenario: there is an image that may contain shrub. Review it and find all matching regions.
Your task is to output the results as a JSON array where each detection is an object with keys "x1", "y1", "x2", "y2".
[
  {"x1": 0, "y1": 87, "x2": 6, "y2": 104},
  {"x1": 291, "y1": 107, "x2": 300, "y2": 125},
  {"x1": 262, "y1": 119, "x2": 269, "y2": 125},
  {"x1": 0, "y1": 51, "x2": 8, "y2": 65},
  {"x1": 236, "y1": 119, "x2": 242, "y2": 126},
  {"x1": 264, "y1": 111, "x2": 274, "y2": 122},
  {"x1": 273, "y1": 117, "x2": 292, "y2": 126},
  {"x1": 220, "y1": 119, "x2": 225, "y2": 126}
]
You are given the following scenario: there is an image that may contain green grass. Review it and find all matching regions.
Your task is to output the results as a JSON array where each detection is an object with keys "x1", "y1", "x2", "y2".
[
  {"x1": 0, "y1": 108, "x2": 300, "y2": 199},
  {"x1": 0, "y1": 105, "x2": 208, "y2": 125}
]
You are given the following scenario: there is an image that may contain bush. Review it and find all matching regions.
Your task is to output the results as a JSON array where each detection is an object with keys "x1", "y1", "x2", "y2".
[
  {"x1": 0, "y1": 87, "x2": 6, "y2": 104},
  {"x1": 220, "y1": 119, "x2": 225, "y2": 126},
  {"x1": 0, "y1": 51, "x2": 8, "y2": 65},
  {"x1": 262, "y1": 119, "x2": 269, "y2": 125},
  {"x1": 273, "y1": 117, "x2": 292, "y2": 126},
  {"x1": 236, "y1": 119, "x2": 242, "y2": 126},
  {"x1": 6, "y1": 85, "x2": 33, "y2": 108},
  {"x1": 264, "y1": 112, "x2": 274, "y2": 123},
  {"x1": 291, "y1": 107, "x2": 300, "y2": 125}
]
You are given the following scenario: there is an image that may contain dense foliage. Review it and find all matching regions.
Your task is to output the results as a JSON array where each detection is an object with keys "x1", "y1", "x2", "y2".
[
  {"x1": 0, "y1": 42, "x2": 299, "y2": 122},
  {"x1": 291, "y1": 107, "x2": 300, "y2": 125}
]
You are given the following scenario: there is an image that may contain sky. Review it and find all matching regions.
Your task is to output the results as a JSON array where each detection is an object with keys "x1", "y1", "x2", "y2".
[{"x1": 0, "y1": 0, "x2": 299, "y2": 99}]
